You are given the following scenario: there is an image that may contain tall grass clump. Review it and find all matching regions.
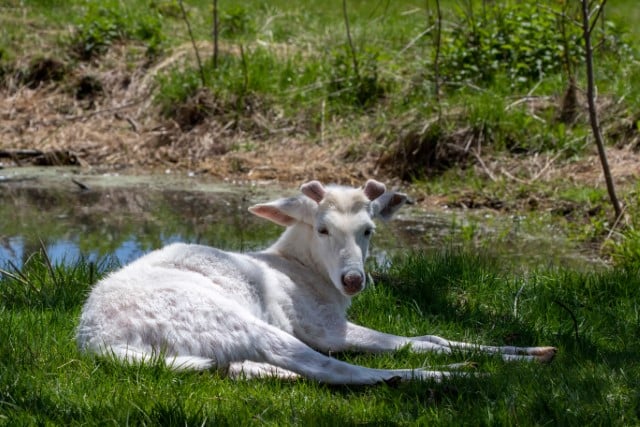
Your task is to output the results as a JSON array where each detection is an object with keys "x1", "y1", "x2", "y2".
[
  {"x1": 610, "y1": 227, "x2": 640, "y2": 270},
  {"x1": 607, "y1": 183, "x2": 640, "y2": 270},
  {"x1": 155, "y1": 48, "x2": 333, "y2": 130},
  {"x1": 326, "y1": 45, "x2": 388, "y2": 111},
  {"x1": 0, "y1": 250, "x2": 102, "y2": 310}
]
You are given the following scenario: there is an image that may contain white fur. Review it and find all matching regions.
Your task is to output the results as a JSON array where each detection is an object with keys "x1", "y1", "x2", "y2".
[{"x1": 77, "y1": 179, "x2": 555, "y2": 385}]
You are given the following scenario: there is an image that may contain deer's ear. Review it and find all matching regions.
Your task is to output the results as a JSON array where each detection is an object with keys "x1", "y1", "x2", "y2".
[
  {"x1": 363, "y1": 179, "x2": 386, "y2": 201},
  {"x1": 371, "y1": 191, "x2": 408, "y2": 221},
  {"x1": 249, "y1": 196, "x2": 317, "y2": 227},
  {"x1": 300, "y1": 180, "x2": 326, "y2": 203}
]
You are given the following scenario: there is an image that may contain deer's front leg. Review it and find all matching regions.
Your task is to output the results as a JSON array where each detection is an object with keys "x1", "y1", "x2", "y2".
[
  {"x1": 412, "y1": 334, "x2": 557, "y2": 362},
  {"x1": 320, "y1": 322, "x2": 453, "y2": 354},
  {"x1": 319, "y1": 323, "x2": 556, "y2": 363}
]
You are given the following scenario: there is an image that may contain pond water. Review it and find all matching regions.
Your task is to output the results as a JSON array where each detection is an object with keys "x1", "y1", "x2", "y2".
[{"x1": 0, "y1": 167, "x2": 599, "y2": 272}]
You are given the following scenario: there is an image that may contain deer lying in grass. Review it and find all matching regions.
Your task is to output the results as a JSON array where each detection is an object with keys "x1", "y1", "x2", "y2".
[{"x1": 77, "y1": 179, "x2": 556, "y2": 385}]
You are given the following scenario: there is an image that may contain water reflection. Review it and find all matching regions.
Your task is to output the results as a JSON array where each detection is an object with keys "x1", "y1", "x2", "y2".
[
  {"x1": 0, "y1": 171, "x2": 598, "y2": 271},
  {"x1": 0, "y1": 181, "x2": 282, "y2": 268}
]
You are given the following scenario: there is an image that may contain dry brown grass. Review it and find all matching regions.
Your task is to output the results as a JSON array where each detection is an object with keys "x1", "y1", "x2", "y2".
[
  {"x1": 0, "y1": 44, "x2": 377, "y2": 184},
  {"x1": 1, "y1": 43, "x2": 639, "y2": 198}
]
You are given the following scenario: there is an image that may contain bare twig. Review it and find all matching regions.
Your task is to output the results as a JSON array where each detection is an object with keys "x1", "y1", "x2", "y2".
[
  {"x1": 432, "y1": 0, "x2": 443, "y2": 109},
  {"x1": 498, "y1": 149, "x2": 565, "y2": 185},
  {"x1": 538, "y1": 4, "x2": 581, "y2": 28},
  {"x1": 504, "y1": 81, "x2": 544, "y2": 111},
  {"x1": 27, "y1": 99, "x2": 145, "y2": 128},
  {"x1": 530, "y1": 150, "x2": 565, "y2": 182},
  {"x1": 342, "y1": 0, "x2": 360, "y2": 79},
  {"x1": 469, "y1": 149, "x2": 496, "y2": 182},
  {"x1": 212, "y1": 0, "x2": 219, "y2": 69},
  {"x1": 504, "y1": 96, "x2": 551, "y2": 112},
  {"x1": 178, "y1": 0, "x2": 206, "y2": 86},
  {"x1": 0, "y1": 149, "x2": 79, "y2": 167},
  {"x1": 320, "y1": 99, "x2": 326, "y2": 145},
  {"x1": 239, "y1": 44, "x2": 249, "y2": 94},
  {"x1": 580, "y1": 0, "x2": 622, "y2": 220},
  {"x1": 0, "y1": 149, "x2": 45, "y2": 159},
  {"x1": 236, "y1": 43, "x2": 248, "y2": 117},
  {"x1": 588, "y1": 0, "x2": 608, "y2": 35},
  {"x1": 71, "y1": 177, "x2": 90, "y2": 191},
  {"x1": 601, "y1": 204, "x2": 628, "y2": 251},
  {"x1": 500, "y1": 168, "x2": 528, "y2": 185},
  {"x1": 599, "y1": 0, "x2": 606, "y2": 49},
  {"x1": 558, "y1": 1, "x2": 576, "y2": 79},
  {"x1": 125, "y1": 116, "x2": 140, "y2": 132},
  {"x1": 398, "y1": 25, "x2": 434, "y2": 55}
]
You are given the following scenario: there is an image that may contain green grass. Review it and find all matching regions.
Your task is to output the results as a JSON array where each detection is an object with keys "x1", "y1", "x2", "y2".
[{"x1": 1, "y1": 249, "x2": 639, "y2": 425}]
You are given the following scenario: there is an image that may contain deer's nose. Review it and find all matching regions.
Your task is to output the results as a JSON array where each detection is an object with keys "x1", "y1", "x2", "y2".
[{"x1": 341, "y1": 271, "x2": 364, "y2": 295}]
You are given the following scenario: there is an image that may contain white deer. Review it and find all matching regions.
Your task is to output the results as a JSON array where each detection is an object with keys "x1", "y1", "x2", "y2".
[{"x1": 77, "y1": 179, "x2": 556, "y2": 385}]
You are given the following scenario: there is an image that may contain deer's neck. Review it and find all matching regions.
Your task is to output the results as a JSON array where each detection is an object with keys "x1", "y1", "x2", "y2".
[{"x1": 267, "y1": 225, "x2": 328, "y2": 280}]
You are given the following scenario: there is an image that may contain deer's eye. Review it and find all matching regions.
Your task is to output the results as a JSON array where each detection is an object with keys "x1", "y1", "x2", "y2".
[{"x1": 317, "y1": 227, "x2": 329, "y2": 236}]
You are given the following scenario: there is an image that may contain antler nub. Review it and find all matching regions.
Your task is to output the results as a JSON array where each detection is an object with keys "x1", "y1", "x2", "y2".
[{"x1": 300, "y1": 180, "x2": 326, "y2": 203}]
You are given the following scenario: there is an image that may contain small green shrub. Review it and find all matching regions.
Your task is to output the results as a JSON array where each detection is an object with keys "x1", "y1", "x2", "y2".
[
  {"x1": 439, "y1": 2, "x2": 582, "y2": 87},
  {"x1": 70, "y1": 2, "x2": 164, "y2": 60},
  {"x1": 220, "y1": 6, "x2": 255, "y2": 38}
]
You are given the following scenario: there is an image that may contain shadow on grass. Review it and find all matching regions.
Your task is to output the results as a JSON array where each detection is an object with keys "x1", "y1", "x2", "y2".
[
  {"x1": 373, "y1": 249, "x2": 640, "y2": 368},
  {"x1": 373, "y1": 250, "x2": 543, "y2": 343}
]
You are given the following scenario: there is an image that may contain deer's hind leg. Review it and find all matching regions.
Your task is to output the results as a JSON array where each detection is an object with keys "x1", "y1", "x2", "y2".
[{"x1": 227, "y1": 361, "x2": 300, "y2": 380}]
